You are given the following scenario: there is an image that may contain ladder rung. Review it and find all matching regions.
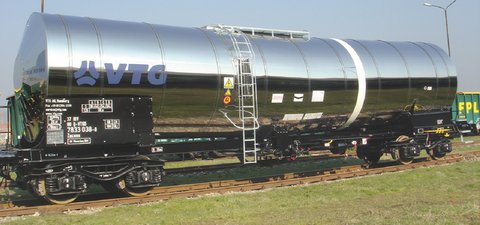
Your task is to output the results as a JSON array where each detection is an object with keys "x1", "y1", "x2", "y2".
[
  {"x1": 243, "y1": 128, "x2": 257, "y2": 131},
  {"x1": 244, "y1": 138, "x2": 256, "y2": 142}
]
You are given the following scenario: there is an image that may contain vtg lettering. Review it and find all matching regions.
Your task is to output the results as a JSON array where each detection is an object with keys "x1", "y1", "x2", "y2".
[{"x1": 74, "y1": 61, "x2": 167, "y2": 86}]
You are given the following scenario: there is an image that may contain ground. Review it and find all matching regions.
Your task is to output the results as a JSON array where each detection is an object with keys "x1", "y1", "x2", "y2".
[{"x1": 2, "y1": 157, "x2": 479, "y2": 224}]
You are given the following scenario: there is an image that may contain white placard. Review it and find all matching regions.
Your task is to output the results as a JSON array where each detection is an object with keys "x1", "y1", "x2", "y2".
[
  {"x1": 271, "y1": 93, "x2": 284, "y2": 103},
  {"x1": 223, "y1": 77, "x2": 234, "y2": 89},
  {"x1": 283, "y1": 114, "x2": 304, "y2": 121},
  {"x1": 293, "y1": 93, "x2": 304, "y2": 102},
  {"x1": 312, "y1": 90, "x2": 325, "y2": 102},
  {"x1": 303, "y1": 112, "x2": 323, "y2": 120}
]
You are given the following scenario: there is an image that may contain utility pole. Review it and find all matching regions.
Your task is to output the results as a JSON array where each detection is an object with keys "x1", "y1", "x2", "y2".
[{"x1": 423, "y1": 0, "x2": 458, "y2": 56}]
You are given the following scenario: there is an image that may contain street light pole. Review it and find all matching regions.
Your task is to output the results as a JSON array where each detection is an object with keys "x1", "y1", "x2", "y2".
[{"x1": 423, "y1": 0, "x2": 457, "y2": 56}]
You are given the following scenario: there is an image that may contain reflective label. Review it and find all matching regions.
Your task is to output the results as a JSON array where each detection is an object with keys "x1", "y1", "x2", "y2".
[
  {"x1": 283, "y1": 114, "x2": 304, "y2": 121},
  {"x1": 293, "y1": 93, "x2": 304, "y2": 102},
  {"x1": 424, "y1": 86, "x2": 433, "y2": 91},
  {"x1": 303, "y1": 112, "x2": 323, "y2": 120},
  {"x1": 312, "y1": 90, "x2": 325, "y2": 102},
  {"x1": 272, "y1": 93, "x2": 284, "y2": 103}
]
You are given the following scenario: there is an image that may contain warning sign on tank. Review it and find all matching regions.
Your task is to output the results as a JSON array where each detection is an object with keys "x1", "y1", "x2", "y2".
[
  {"x1": 223, "y1": 77, "x2": 234, "y2": 89},
  {"x1": 223, "y1": 96, "x2": 232, "y2": 105},
  {"x1": 224, "y1": 89, "x2": 231, "y2": 96}
]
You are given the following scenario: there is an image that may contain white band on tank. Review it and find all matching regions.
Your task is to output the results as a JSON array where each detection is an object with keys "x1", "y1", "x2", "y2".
[{"x1": 331, "y1": 38, "x2": 366, "y2": 129}]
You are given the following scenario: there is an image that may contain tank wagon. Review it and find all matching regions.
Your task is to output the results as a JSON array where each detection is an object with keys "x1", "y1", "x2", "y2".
[
  {"x1": 452, "y1": 92, "x2": 480, "y2": 134},
  {"x1": 0, "y1": 13, "x2": 458, "y2": 203}
]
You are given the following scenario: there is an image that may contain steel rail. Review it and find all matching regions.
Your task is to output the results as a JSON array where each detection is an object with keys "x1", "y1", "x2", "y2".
[{"x1": 0, "y1": 150, "x2": 478, "y2": 218}]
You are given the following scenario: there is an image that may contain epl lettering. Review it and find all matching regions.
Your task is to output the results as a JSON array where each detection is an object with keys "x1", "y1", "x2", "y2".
[{"x1": 458, "y1": 102, "x2": 480, "y2": 113}]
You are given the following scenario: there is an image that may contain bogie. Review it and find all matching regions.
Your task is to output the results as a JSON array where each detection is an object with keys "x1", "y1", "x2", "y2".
[{"x1": 14, "y1": 156, "x2": 164, "y2": 204}]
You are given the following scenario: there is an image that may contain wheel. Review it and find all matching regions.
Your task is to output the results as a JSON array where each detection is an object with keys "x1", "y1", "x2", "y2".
[
  {"x1": 395, "y1": 149, "x2": 414, "y2": 165},
  {"x1": 431, "y1": 141, "x2": 451, "y2": 159},
  {"x1": 32, "y1": 177, "x2": 80, "y2": 204},
  {"x1": 115, "y1": 178, "x2": 153, "y2": 197},
  {"x1": 474, "y1": 122, "x2": 480, "y2": 135},
  {"x1": 44, "y1": 192, "x2": 80, "y2": 205},
  {"x1": 394, "y1": 135, "x2": 414, "y2": 165},
  {"x1": 113, "y1": 155, "x2": 154, "y2": 197},
  {"x1": 432, "y1": 148, "x2": 447, "y2": 159}
]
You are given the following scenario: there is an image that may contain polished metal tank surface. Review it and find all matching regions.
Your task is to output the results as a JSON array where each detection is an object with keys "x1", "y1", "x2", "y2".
[{"x1": 14, "y1": 13, "x2": 457, "y2": 133}]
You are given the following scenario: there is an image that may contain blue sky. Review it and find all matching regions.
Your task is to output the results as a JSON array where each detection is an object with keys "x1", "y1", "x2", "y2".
[{"x1": 0, "y1": 0, "x2": 478, "y2": 102}]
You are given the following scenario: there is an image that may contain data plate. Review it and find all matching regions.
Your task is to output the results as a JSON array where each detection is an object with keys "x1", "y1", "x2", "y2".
[{"x1": 44, "y1": 96, "x2": 153, "y2": 147}]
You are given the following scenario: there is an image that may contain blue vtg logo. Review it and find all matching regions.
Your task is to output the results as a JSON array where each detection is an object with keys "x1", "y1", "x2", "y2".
[{"x1": 74, "y1": 61, "x2": 167, "y2": 86}]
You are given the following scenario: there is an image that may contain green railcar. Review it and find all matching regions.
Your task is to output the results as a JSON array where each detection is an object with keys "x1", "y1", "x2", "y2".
[{"x1": 452, "y1": 92, "x2": 480, "y2": 134}]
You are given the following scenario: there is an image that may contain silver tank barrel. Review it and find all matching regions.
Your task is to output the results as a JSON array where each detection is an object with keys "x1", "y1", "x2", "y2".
[{"x1": 14, "y1": 13, "x2": 457, "y2": 133}]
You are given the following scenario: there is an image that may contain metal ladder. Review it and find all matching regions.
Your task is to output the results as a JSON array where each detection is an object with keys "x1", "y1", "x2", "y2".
[
  {"x1": 209, "y1": 25, "x2": 259, "y2": 164},
  {"x1": 232, "y1": 32, "x2": 258, "y2": 164},
  {"x1": 204, "y1": 25, "x2": 311, "y2": 163}
]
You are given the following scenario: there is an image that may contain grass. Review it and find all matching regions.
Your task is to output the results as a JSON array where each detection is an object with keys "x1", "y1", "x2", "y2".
[
  {"x1": 2, "y1": 158, "x2": 479, "y2": 224},
  {"x1": 1, "y1": 136, "x2": 479, "y2": 200}
]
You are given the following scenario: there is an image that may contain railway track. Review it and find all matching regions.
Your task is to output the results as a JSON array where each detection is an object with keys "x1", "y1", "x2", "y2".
[
  {"x1": 165, "y1": 140, "x2": 480, "y2": 174},
  {"x1": 163, "y1": 139, "x2": 480, "y2": 174},
  {"x1": 1, "y1": 140, "x2": 477, "y2": 188},
  {"x1": 0, "y1": 152, "x2": 344, "y2": 191},
  {"x1": 0, "y1": 150, "x2": 478, "y2": 218}
]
